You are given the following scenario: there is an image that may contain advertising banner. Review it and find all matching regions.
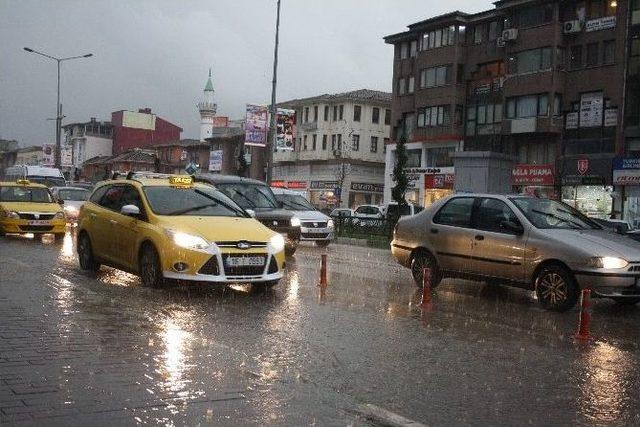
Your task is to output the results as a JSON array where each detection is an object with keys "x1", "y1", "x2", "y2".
[
  {"x1": 244, "y1": 104, "x2": 268, "y2": 147},
  {"x1": 213, "y1": 116, "x2": 229, "y2": 128},
  {"x1": 604, "y1": 108, "x2": 618, "y2": 127},
  {"x1": 512, "y1": 164, "x2": 554, "y2": 185},
  {"x1": 61, "y1": 145, "x2": 73, "y2": 167},
  {"x1": 580, "y1": 92, "x2": 603, "y2": 128},
  {"x1": 424, "y1": 174, "x2": 455, "y2": 189},
  {"x1": 613, "y1": 157, "x2": 640, "y2": 185},
  {"x1": 276, "y1": 108, "x2": 296, "y2": 151},
  {"x1": 585, "y1": 16, "x2": 616, "y2": 32},
  {"x1": 208, "y1": 149, "x2": 223, "y2": 172},
  {"x1": 565, "y1": 112, "x2": 579, "y2": 129},
  {"x1": 42, "y1": 144, "x2": 55, "y2": 166}
]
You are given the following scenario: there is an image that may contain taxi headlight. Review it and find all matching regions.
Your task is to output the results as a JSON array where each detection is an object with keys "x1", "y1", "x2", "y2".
[
  {"x1": 588, "y1": 256, "x2": 629, "y2": 269},
  {"x1": 290, "y1": 217, "x2": 301, "y2": 227},
  {"x1": 2, "y1": 210, "x2": 19, "y2": 219},
  {"x1": 327, "y1": 219, "x2": 334, "y2": 229},
  {"x1": 268, "y1": 234, "x2": 285, "y2": 253},
  {"x1": 53, "y1": 211, "x2": 65, "y2": 219},
  {"x1": 165, "y1": 229, "x2": 209, "y2": 250}
]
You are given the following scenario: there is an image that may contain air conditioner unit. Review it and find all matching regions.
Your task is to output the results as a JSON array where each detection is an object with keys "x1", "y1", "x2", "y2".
[
  {"x1": 502, "y1": 28, "x2": 518, "y2": 41},
  {"x1": 563, "y1": 20, "x2": 583, "y2": 34},
  {"x1": 496, "y1": 37, "x2": 506, "y2": 48}
]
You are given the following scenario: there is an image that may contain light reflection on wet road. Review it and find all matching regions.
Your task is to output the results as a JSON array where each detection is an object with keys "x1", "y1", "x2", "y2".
[{"x1": 1, "y1": 230, "x2": 640, "y2": 425}]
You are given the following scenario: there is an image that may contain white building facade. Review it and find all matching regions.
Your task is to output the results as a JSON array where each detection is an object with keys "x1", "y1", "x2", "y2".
[
  {"x1": 63, "y1": 118, "x2": 113, "y2": 176},
  {"x1": 273, "y1": 90, "x2": 391, "y2": 209}
]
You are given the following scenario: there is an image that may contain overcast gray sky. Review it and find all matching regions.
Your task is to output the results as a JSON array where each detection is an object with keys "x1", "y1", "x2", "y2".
[{"x1": 0, "y1": 0, "x2": 492, "y2": 146}]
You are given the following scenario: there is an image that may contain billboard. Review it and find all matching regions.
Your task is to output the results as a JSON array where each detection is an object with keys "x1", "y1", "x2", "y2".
[
  {"x1": 42, "y1": 144, "x2": 55, "y2": 166},
  {"x1": 122, "y1": 111, "x2": 156, "y2": 130},
  {"x1": 276, "y1": 108, "x2": 295, "y2": 151},
  {"x1": 213, "y1": 116, "x2": 229, "y2": 128},
  {"x1": 244, "y1": 104, "x2": 268, "y2": 147},
  {"x1": 209, "y1": 149, "x2": 223, "y2": 172}
]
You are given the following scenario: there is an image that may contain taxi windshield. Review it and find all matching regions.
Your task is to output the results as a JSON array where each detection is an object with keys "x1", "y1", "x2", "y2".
[
  {"x1": 143, "y1": 185, "x2": 247, "y2": 217},
  {"x1": 58, "y1": 189, "x2": 90, "y2": 201},
  {"x1": 0, "y1": 186, "x2": 53, "y2": 203}
]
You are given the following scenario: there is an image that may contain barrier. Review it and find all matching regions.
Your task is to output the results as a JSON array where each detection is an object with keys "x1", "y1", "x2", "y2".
[
  {"x1": 575, "y1": 289, "x2": 591, "y2": 341},
  {"x1": 320, "y1": 254, "x2": 328, "y2": 287}
]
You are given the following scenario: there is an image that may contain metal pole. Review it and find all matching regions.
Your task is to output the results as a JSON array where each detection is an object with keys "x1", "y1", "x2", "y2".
[
  {"x1": 266, "y1": 0, "x2": 281, "y2": 184},
  {"x1": 56, "y1": 59, "x2": 61, "y2": 168}
]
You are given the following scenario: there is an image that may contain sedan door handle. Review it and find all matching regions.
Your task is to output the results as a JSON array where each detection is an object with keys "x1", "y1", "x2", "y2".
[
  {"x1": 475, "y1": 235, "x2": 485, "y2": 241},
  {"x1": 430, "y1": 228, "x2": 439, "y2": 234}
]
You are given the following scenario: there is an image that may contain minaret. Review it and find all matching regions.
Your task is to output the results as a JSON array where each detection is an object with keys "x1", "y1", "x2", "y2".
[{"x1": 198, "y1": 68, "x2": 217, "y2": 141}]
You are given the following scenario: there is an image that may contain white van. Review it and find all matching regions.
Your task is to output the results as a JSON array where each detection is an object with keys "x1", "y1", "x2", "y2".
[{"x1": 4, "y1": 165, "x2": 66, "y2": 188}]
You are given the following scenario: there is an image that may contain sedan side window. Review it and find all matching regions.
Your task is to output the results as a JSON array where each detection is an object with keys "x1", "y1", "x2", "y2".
[
  {"x1": 433, "y1": 197, "x2": 475, "y2": 227},
  {"x1": 475, "y1": 198, "x2": 520, "y2": 234}
]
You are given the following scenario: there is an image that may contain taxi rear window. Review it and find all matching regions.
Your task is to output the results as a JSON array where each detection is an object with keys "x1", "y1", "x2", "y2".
[
  {"x1": 143, "y1": 186, "x2": 247, "y2": 217},
  {"x1": 0, "y1": 186, "x2": 53, "y2": 203}
]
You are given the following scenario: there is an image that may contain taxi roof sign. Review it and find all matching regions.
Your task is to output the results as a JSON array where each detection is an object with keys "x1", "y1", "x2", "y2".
[
  {"x1": 16, "y1": 179, "x2": 31, "y2": 185},
  {"x1": 169, "y1": 175, "x2": 193, "y2": 187}
]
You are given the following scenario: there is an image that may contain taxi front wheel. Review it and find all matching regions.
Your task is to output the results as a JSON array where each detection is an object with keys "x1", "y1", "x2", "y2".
[
  {"x1": 78, "y1": 233, "x2": 100, "y2": 273},
  {"x1": 139, "y1": 244, "x2": 163, "y2": 288}
]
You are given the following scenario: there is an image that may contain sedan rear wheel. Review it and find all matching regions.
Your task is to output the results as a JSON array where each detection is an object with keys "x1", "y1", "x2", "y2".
[{"x1": 535, "y1": 265, "x2": 579, "y2": 312}]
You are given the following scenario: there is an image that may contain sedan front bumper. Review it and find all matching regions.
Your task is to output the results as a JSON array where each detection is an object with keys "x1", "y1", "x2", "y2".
[{"x1": 573, "y1": 269, "x2": 640, "y2": 297}]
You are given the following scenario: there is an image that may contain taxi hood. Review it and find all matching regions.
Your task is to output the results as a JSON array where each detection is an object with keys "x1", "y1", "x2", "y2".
[
  {"x1": 0, "y1": 201, "x2": 61, "y2": 213},
  {"x1": 156, "y1": 215, "x2": 276, "y2": 243}
]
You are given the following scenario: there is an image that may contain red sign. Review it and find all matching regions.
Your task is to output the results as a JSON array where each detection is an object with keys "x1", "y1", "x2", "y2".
[
  {"x1": 270, "y1": 180, "x2": 286, "y2": 188},
  {"x1": 287, "y1": 181, "x2": 307, "y2": 189},
  {"x1": 213, "y1": 116, "x2": 229, "y2": 128},
  {"x1": 512, "y1": 164, "x2": 555, "y2": 185},
  {"x1": 424, "y1": 174, "x2": 454, "y2": 189},
  {"x1": 577, "y1": 158, "x2": 589, "y2": 175}
]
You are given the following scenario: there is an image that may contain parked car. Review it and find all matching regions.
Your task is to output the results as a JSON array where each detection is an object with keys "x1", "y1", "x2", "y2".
[
  {"x1": 195, "y1": 174, "x2": 301, "y2": 255},
  {"x1": 391, "y1": 194, "x2": 640, "y2": 311},
  {"x1": 353, "y1": 204, "x2": 384, "y2": 225},
  {"x1": 330, "y1": 208, "x2": 354, "y2": 218},
  {"x1": 383, "y1": 202, "x2": 424, "y2": 219},
  {"x1": 272, "y1": 188, "x2": 334, "y2": 247},
  {"x1": 50, "y1": 186, "x2": 90, "y2": 222}
]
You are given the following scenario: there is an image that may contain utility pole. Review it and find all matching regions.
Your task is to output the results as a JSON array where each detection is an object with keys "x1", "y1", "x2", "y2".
[
  {"x1": 265, "y1": 0, "x2": 281, "y2": 184},
  {"x1": 23, "y1": 47, "x2": 93, "y2": 169}
]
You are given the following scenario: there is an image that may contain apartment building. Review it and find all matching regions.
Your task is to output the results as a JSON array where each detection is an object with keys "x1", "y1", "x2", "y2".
[
  {"x1": 385, "y1": 0, "x2": 629, "y2": 218},
  {"x1": 272, "y1": 89, "x2": 391, "y2": 209},
  {"x1": 63, "y1": 118, "x2": 113, "y2": 177}
]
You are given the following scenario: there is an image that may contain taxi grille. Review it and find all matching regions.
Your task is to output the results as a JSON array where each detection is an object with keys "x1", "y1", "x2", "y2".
[
  {"x1": 198, "y1": 257, "x2": 220, "y2": 275},
  {"x1": 18, "y1": 213, "x2": 55, "y2": 220},
  {"x1": 215, "y1": 241, "x2": 267, "y2": 248},
  {"x1": 18, "y1": 225, "x2": 54, "y2": 232},
  {"x1": 222, "y1": 254, "x2": 267, "y2": 277}
]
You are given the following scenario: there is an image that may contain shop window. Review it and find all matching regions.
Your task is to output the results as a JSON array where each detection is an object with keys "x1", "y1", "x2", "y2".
[
  {"x1": 603, "y1": 40, "x2": 615, "y2": 64},
  {"x1": 406, "y1": 149, "x2": 422, "y2": 168},
  {"x1": 586, "y1": 43, "x2": 599, "y2": 67}
]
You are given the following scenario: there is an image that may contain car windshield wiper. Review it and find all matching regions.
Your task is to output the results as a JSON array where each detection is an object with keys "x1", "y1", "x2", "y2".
[
  {"x1": 167, "y1": 203, "x2": 219, "y2": 216},
  {"x1": 194, "y1": 189, "x2": 246, "y2": 216},
  {"x1": 230, "y1": 190, "x2": 257, "y2": 209},
  {"x1": 531, "y1": 209, "x2": 585, "y2": 229}
]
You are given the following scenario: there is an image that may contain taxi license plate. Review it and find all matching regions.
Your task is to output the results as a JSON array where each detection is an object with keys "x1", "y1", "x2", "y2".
[
  {"x1": 27, "y1": 220, "x2": 51, "y2": 226},
  {"x1": 225, "y1": 256, "x2": 265, "y2": 267}
]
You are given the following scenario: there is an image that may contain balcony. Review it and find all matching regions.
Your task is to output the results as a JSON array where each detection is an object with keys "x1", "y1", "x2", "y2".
[{"x1": 503, "y1": 116, "x2": 562, "y2": 134}]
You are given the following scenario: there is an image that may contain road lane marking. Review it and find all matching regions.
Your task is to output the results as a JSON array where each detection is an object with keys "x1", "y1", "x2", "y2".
[{"x1": 356, "y1": 404, "x2": 427, "y2": 427}]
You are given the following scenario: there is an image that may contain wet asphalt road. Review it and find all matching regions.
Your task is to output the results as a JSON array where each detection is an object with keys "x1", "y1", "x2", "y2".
[{"x1": 1, "y1": 231, "x2": 640, "y2": 426}]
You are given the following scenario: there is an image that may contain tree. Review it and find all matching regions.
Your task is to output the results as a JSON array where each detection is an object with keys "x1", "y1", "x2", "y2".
[
  {"x1": 237, "y1": 146, "x2": 248, "y2": 177},
  {"x1": 391, "y1": 134, "x2": 409, "y2": 208}
]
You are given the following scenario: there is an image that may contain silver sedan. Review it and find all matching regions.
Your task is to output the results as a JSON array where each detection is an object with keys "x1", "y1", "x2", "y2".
[{"x1": 391, "y1": 194, "x2": 640, "y2": 311}]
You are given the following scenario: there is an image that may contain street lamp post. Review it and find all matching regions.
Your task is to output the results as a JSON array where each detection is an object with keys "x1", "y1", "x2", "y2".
[
  {"x1": 23, "y1": 47, "x2": 93, "y2": 169},
  {"x1": 265, "y1": 0, "x2": 281, "y2": 184}
]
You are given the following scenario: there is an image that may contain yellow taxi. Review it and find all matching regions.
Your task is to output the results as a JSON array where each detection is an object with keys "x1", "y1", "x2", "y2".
[
  {"x1": 76, "y1": 173, "x2": 286, "y2": 288},
  {"x1": 0, "y1": 180, "x2": 66, "y2": 238}
]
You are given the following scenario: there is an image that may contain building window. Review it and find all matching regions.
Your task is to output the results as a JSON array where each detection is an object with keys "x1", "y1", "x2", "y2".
[
  {"x1": 510, "y1": 4, "x2": 553, "y2": 28},
  {"x1": 337, "y1": 134, "x2": 342, "y2": 150},
  {"x1": 372, "y1": 107, "x2": 380, "y2": 124},
  {"x1": 339, "y1": 105, "x2": 344, "y2": 120},
  {"x1": 333, "y1": 106, "x2": 338, "y2": 121},
  {"x1": 603, "y1": 40, "x2": 615, "y2": 64},
  {"x1": 406, "y1": 149, "x2": 422, "y2": 168},
  {"x1": 508, "y1": 47, "x2": 552, "y2": 74},
  {"x1": 473, "y1": 24, "x2": 484, "y2": 44},
  {"x1": 420, "y1": 65, "x2": 452, "y2": 88},
  {"x1": 312, "y1": 134, "x2": 317, "y2": 150},
  {"x1": 370, "y1": 136, "x2": 378, "y2": 153},
  {"x1": 353, "y1": 105, "x2": 361, "y2": 122},
  {"x1": 421, "y1": 25, "x2": 456, "y2": 50},
  {"x1": 410, "y1": 40, "x2": 417, "y2": 57},
  {"x1": 466, "y1": 103, "x2": 502, "y2": 135},
  {"x1": 634, "y1": 0, "x2": 640, "y2": 25},
  {"x1": 304, "y1": 107, "x2": 309, "y2": 123},
  {"x1": 383, "y1": 138, "x2": 389, "y2": 154},
  {"x1": 352, "y1": 134, "x2": 360, "y2": 151},
  {"x1": 408, "y1": 76, "x2": 415, "y2": 93},
  {"x1": 398, "y1": 77, "x2": 406, "y2": 95},
  {"x1": 400, "y1": 42, "x2": 408, "y2": 59},
  {"x1": 570, "y1": 45, "x2": 583, "y2": 70},
  {"x1": 322, "y1": 134, "x2": 327, "y2": 150},
  {"x1": 488, "y1": 21, "x2": 500, "y2": 41},
  {"x1": 417, "y1": 105, "x2": 451, "y2": 127},
  {"x1": 331, "y1": 134, "x2": 336, "y2": 151},
  {"x1": 303, "y1": 134, "x2": 308, "y2": 150},
  {"x1": 313, "y1": 105, "x2": 318, "y2": 122},
  {"x1": 506, "y1": 94, "x2": 549, "y2": 119},
  {"x1": 384, "y1": 109, "x2": 391, "y2": 125},
  {"x1": 586, "y1": 43, "x2": 599, "y2": 67},
  {"x1": 426, "y1": 147, "x2": 455, "y2": 167}
]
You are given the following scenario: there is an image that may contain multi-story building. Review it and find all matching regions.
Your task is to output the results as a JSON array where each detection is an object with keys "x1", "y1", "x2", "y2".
[
  {"x1": 155, "y1": 139, "x2": 210, "y2": 174},
  {"x1": 273, "y1": 89, "x2": 391, "y2": 209},
  {"x1": 15, "y1": 146, "x2": 43, "y2": 166},
  {"x1": 385, "y1": 0, "x2": 629, "y2": 218},
  {"x1": 111, "y1": 108, "x2": 182, "y2": 154},
  {"x1": 62, "y1": 118, "x2": 113, "y2": 178}
]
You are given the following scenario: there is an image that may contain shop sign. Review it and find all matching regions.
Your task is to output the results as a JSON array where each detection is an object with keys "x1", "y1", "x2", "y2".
[
  {"x1": 424, "y1": 174, "x2": 454, "y2": 189},
  {"x1": 512, "y1": 164, "x2": 554, "y2": 185},
  {"x1": 577, "y1": 158, "x2": 589, "y2": 175},
  {"x1": 405, "y1": 167, "x2": 445, "y2": 174},
  {"x1": 208, "y1": 149, "x2": 223, "y2": 172},
  {"x1": 351, "y1": 182, "x2": 384, "y2": 193},
  {"x1": 604, "y1": 108, "x2": 618, "y2": 127},
  {"x1": 613, "y1": 157, "x2": 640, "y2": 185},
  {"x1": 580, "y1": 92, "x2": 603, "y2": 128},
  {"x1": 585, "y1": 16, "x2": 616, "y2": 32},
  {"x1": 288, "y1": 181, "x2": 307, "y2": 189},
  {"x1": 310, "y1": 181, "x2": 338, "y2": 190},
  {"x1": 271, "y1": 180, "x2": 286, "y2": 188},
  {"x1": 565, "y1": 112, "x2": 579, "y2": 129},
  {"x1": 560, "y1": 157, "x2": 612, "y2": 185}
]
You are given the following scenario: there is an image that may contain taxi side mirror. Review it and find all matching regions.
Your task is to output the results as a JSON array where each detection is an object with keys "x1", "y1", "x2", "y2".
[{"x1": 121, "y1": 204, "x2": 140, "y2": 217}]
